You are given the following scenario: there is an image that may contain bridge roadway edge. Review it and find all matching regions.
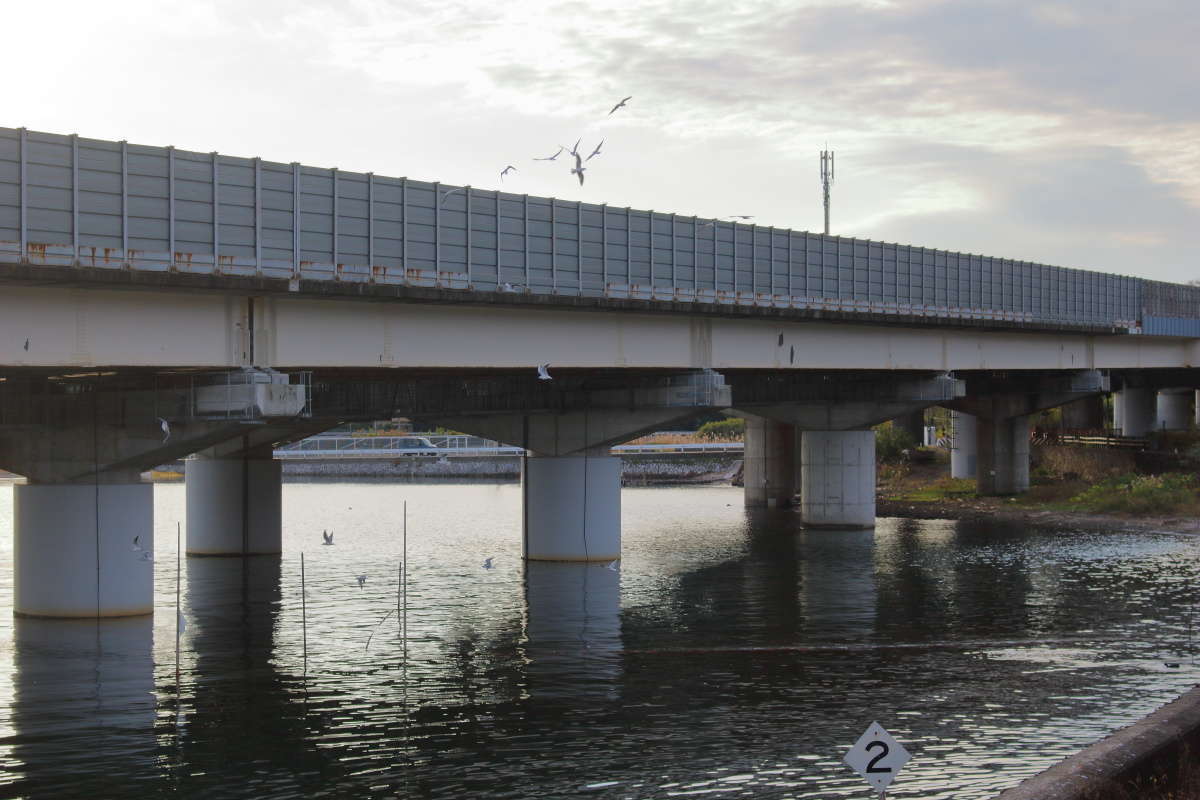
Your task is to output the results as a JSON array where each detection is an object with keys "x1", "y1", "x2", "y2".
[
  {"x1": 0, "y1": 261, "x2": 1127, "y2": 337},
  {"x1": 993, "y1": 684, "x2": 1200, "y2": 799}
]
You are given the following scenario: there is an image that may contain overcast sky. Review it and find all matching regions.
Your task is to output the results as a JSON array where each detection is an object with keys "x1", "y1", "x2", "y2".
[{"x1": 8, "y1": 0, "x2": 1198, "y2": 282}]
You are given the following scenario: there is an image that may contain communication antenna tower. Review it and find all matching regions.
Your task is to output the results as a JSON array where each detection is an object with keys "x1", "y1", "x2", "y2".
[{"x1": 820, "y1": 147, "x2": 835, "y2": 235}]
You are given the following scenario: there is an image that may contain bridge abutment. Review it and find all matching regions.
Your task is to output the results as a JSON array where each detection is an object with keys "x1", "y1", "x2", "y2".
[
  {"x1": 977, "y1": 415, "x2": 1031, "y2": 495},
  {"x1": 523, "y1": 453, "x2": 621, "y2": 562},
  {"x1": 185, "y1": 448, "x2": 283, "y2": 556},
  {"x1": 743, "y1": 416, "x2": 797, "y2": 508},
  {"x1": 799, "y1": 430, "x2": 875, "y2": 529},
  {"x1": 14, "y1": 481, "x2": 153, "y2": 617}
]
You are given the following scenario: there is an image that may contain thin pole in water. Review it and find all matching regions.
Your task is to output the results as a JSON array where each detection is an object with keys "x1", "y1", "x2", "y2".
[
  {"x1": 175, "y1": 521, "x2": 182, "y2": 690},
  {"x1": 301, "y1": 551, "x2": 308, "y2": 678}
]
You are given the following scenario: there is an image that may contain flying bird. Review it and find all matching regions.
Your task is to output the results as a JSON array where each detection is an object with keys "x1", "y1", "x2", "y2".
[
  {"x1": 356, "y1": 574, "x2": 367, "y2": 588},
  {"x1": 567, "y1": 138, "x2": 581, "y2": 157},
  {"x1": 500, "y1": 165, "x2": 517, "y2": 181},
  {"x1": 726, "y1": 215, "x2": 755, "y2": 220},
  {"x1": 534, "y1": 146, "x2": 564, "y2": 161},
  {"x1": 23, "y1": 338, "x2": 29, "y2": 351},
  {"x1": 586, "y1": 139, "x2": 605, "y2": 161},
  {"x1": 440, "y1": 187, "x2": 467, "y2": 205},
  {"x1": 482, "y1": 557, "x2": 495, "y2": 570},
  {"x1": 570, "y1": 151, "x2": 586, "y2": 186},
  {"x1": 608, "y1": 96, "x2": 632, "y2": 115},
  {"x1": 606, "y1": 559, "x2": 619, "y2": 571},
  {"x1": 322, "y1": 530, "x2": 333, "y2": 546},
  {"x1": 158, "y1": 417, "x2": 170, "y2": 443},
  {"x1": 131, "y1": 536, "x2": 143, "y2": 552},
  {"x1": 537, "y1": 363, "x2": 553, "y2": 381}
]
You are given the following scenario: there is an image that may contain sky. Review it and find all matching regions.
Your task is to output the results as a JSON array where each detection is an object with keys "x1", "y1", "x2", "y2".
[{"x1": 6, "y1": 0, "x2": 1198, "y2": 282}]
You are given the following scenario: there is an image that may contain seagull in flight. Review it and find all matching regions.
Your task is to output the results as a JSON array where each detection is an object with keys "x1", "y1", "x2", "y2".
[
  {"x1": 534, "y1": 146, "x2": 564, "y2": 161},
  {"x1": 131, "y1": 535, "x2": 143, "y2": 552},
  {"x1": 726, "y1": 215, "x2": 755, "y2": 220},
  {"x1": 608, "y1": 96, "x2": 632, "y2": 115},
  {"x1": 570, "y1": 151, "x2": 586, "y2": 186},
  {"x1": 606, "y1": 559, "x2": 619, "y2": 571},
  {"x1": 567, "y1": 138, "x2": 582, "y2": 158},
  {"x1": 440, "y1": 187, "x2": 467, "y2": 205},
  {"x1": 482, "y1": 557, "x2": 495, "y2": 570},
  {"x1": 356, "y1": 574, "x2": 367, "y2": 588},
  {"x1": 537, "y1": 363, "x2": 553, "y2": 381},
  {"x1": 586, "y1": 139, "x2": 605, "y2": 161},
  {"x1": 500, "y1": 165, "x2": 517, "y2": 181},
  {"x1": 322, "y1": 530, "x2": 333, "y2": 546},
  {"x1": 158, "y1": 417, "x2": 171, "y2": 443},
  {"x1": 23, "y1": 338, "x2": 29, "y2": 351}
]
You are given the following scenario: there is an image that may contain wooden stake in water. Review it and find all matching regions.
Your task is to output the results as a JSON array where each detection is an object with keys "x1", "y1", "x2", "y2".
[
  {"x1": 301, "y1": 551, "x2": 308, "y2": 678},
  {"x1": 175, "y1": 521, "x2": 182, "y2": 689}
]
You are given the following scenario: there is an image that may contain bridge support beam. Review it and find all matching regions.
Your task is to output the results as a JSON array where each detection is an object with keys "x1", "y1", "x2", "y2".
[
  {"x1": 186, "y1": 448, "x2": 283, "y2": 556},
  {"x1": 523, "y1": 453, "x2": 621, "y2": 562},
  {"x1": 800, "y1": 430, "x2": 875, "y2": 529},
  {"x1": 950, "y1": 411, "x2": 977, "y2": 479},
  {"x1": 976, "y1": 415, "x2": 1030, "y2": 495},
  {"x1": 743, "y1": 416, "x2": 797, "y2": 508},
  {"x1": 14, "y1": 482, "x2": 153, "y2": 617},
  {"x1": 1156, "y1": 389, "x2": 1191, "y2": 432},
  {"x1": 1117, "y1": 387, "x2": 1156, "y2": 437}
]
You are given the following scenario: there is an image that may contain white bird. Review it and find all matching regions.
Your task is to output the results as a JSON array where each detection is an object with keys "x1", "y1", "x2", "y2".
[
  {"x1": 570, "y1": 151, "x2": 586, "y2": 186},
  {"x1": 158, "y1": 417, "x2": 170, "y2": 443},
  {"x1": 608, "y1": 95, "x2": 632, "y2": 115},
  {"x1": 586, "y1": 139, "x2": 605, "y2": 161},
  {"x1": 567, "y1": 138, "x2": 581, "y2": 157},
  {"x1": 322, "y1": 530, "x2": 333, "y2": 546},
  {"x1": 131, "y1": 535, "x2": 143, "y2": 552},
  {"x1": 726, "y1": 215, "x2": 755, "y2": 220},
  {"x1": 440, "y1": 187, "x2": 467, "y2": 205},
  {"x1": 534, "y1": 146, "x2": 564, "y2": 161},
  {"x1": 482, "y1": 557, "x2": 495, "y2": 570},
  {"x1": 537, "y1": 363, "x2": 553, "y2": 381},
  {"x1": 606, "y1": 559, "x2": 619, "y2": 571},
  {"x1": 500, "y1": 165, "x2": 517, "y2": 181},
  {"x1": 356, "y1": 574, "x2": 367, "y2": 588},
  {"x1": 502, "y1": 282, "x2": 516, "y2": 292}
]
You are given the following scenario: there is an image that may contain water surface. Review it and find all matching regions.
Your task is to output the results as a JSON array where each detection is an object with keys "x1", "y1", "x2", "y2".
[{"x1": 0, "y1": 481, "x2": 1197, "y2": 799}]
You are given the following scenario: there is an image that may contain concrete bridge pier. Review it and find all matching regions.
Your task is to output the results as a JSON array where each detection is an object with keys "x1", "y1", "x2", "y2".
[
  {"x1": 950, "y1": 411, "x2": 977, "y2": 479},
  {"x1": 976, "y1": 415, "x2": 1031, "y2": 495},
  {"x1": 186, "y1": 446, "x2": 283, "y2": 556},
  {"x1": 799, "y1": 430, "x2": 876, "y2": 529},
  {"x1": 743, "y1": 416, "x2": 797, "y2": 508},
  {"x1": 1117, "y1": 387, "x2": 1156, "y2": 437},
  {"x1": 523, "y1": 451, "x2": 622, "y2": 561},
  {"x1": 14, "y1": 478, "x2": 154, "y2": 617},
  {"x1": 1060, "y1": 396, "x2": 1105, "y2": 430},
  {"x1": 1156, "y1": 388, "x2": 1192, "y2": 432}
]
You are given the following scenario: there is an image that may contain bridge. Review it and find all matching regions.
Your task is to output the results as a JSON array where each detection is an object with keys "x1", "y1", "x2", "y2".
[{"x1": 1, "y1": 125, "x2": 1197, "y2": 618}]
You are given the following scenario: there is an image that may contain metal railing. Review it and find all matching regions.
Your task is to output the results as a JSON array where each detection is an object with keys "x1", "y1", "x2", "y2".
[{"x1": 274, "y1": 434, "x2": 745, "y2": 459}]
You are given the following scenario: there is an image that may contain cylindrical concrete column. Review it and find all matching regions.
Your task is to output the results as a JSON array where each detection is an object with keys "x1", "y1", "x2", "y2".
[
  {"x1": 743, "y1": 415, "x2": 796, "y2": 508},
  {"x1": 1195, "y1": 390, "x2": 1200, "y2": 428},
  {"x1": 185, "y1": 455, "x2": 282, "y2": 555},
  {"x1": 524, "y1": 454, "x2": 620, "y2": 561},
  {"x1": 14, "y1": 483, "x2": 153, "y2": 617},
  {"x1": 950, "y1": 411, "x2": 977, "y2": 479},
  {"x1": 1112, "y1": 391, "x2": 1123, "y2": 431},
  {"x1": 1060, "y1": 396, "x2": 1104, "y2": 430},
  {"x1": 800, "y1": 430, "x2": 875, "y2": 529},
  {"x1": 1156, "y1": 388, "x2": 1191, "y2": 432},
  {"x1": 1117, "y1": 388, "x2": 1155, "y2": 438},
  {"x1": 976, "y1": 415, "x2": 1030, "y2": 495}
]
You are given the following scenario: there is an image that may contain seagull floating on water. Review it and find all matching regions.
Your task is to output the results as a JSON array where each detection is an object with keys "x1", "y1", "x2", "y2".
[
  {"x1": 500, "y1": 165, "x2": 517, "y2": 181},
  {"x1": 482, "y1": 557, "x2": 495, "y2": 570},
  {"x1": 534, "y1": 146, "x2": 564, "y2": 162},
  {"x1": 158, "y1": 417, "x2": 171, "y2": 443},
  {"x1": 537, "y1": 363, "x2": 553, "y2": 381},
  {"x1": 322, "y1": 530, "x2": 333, "y2": 546},
  {"x1": 586, "y1": 139, "x2": 604, "y2": 161},
  {"x1": 356, "y1": 574, "x2": 367, "y2": 588},
  {"x1": 608, "y1": 96, "x2": 632, "y2": 115}
]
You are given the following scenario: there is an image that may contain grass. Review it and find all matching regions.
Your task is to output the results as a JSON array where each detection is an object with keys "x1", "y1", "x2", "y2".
[
  {"x1": 887, "y1": 476, "x2": 978, "y2": 502},
  {"x1": 1065, "y1": 472, "x2": 1200, "y2": 515}
]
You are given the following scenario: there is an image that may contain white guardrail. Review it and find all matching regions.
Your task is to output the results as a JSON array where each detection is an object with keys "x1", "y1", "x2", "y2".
[{"x1": 273, "y1": 434, "x2": 744, "y2": 459}]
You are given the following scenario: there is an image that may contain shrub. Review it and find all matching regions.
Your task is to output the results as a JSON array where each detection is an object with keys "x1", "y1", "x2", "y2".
[
  {"x1": 874, "y1": 421, "x2": 917, "y2": 463},
  {"x1": 697, "y1": 417, "x2": 745, "y2": 440},
  {"x1": 1069, "y1": 472, "x2": 1200, "y2": 514}
]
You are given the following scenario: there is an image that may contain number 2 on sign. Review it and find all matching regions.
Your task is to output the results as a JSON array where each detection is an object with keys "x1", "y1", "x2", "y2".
[{"x1": 865, "y1": 740, "x2": 891, "y2": 773}]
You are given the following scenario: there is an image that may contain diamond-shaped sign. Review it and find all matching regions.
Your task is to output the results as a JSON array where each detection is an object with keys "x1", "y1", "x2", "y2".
[{"x1": 843, "y1": 721, "x2": 911, "y2": 792}]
